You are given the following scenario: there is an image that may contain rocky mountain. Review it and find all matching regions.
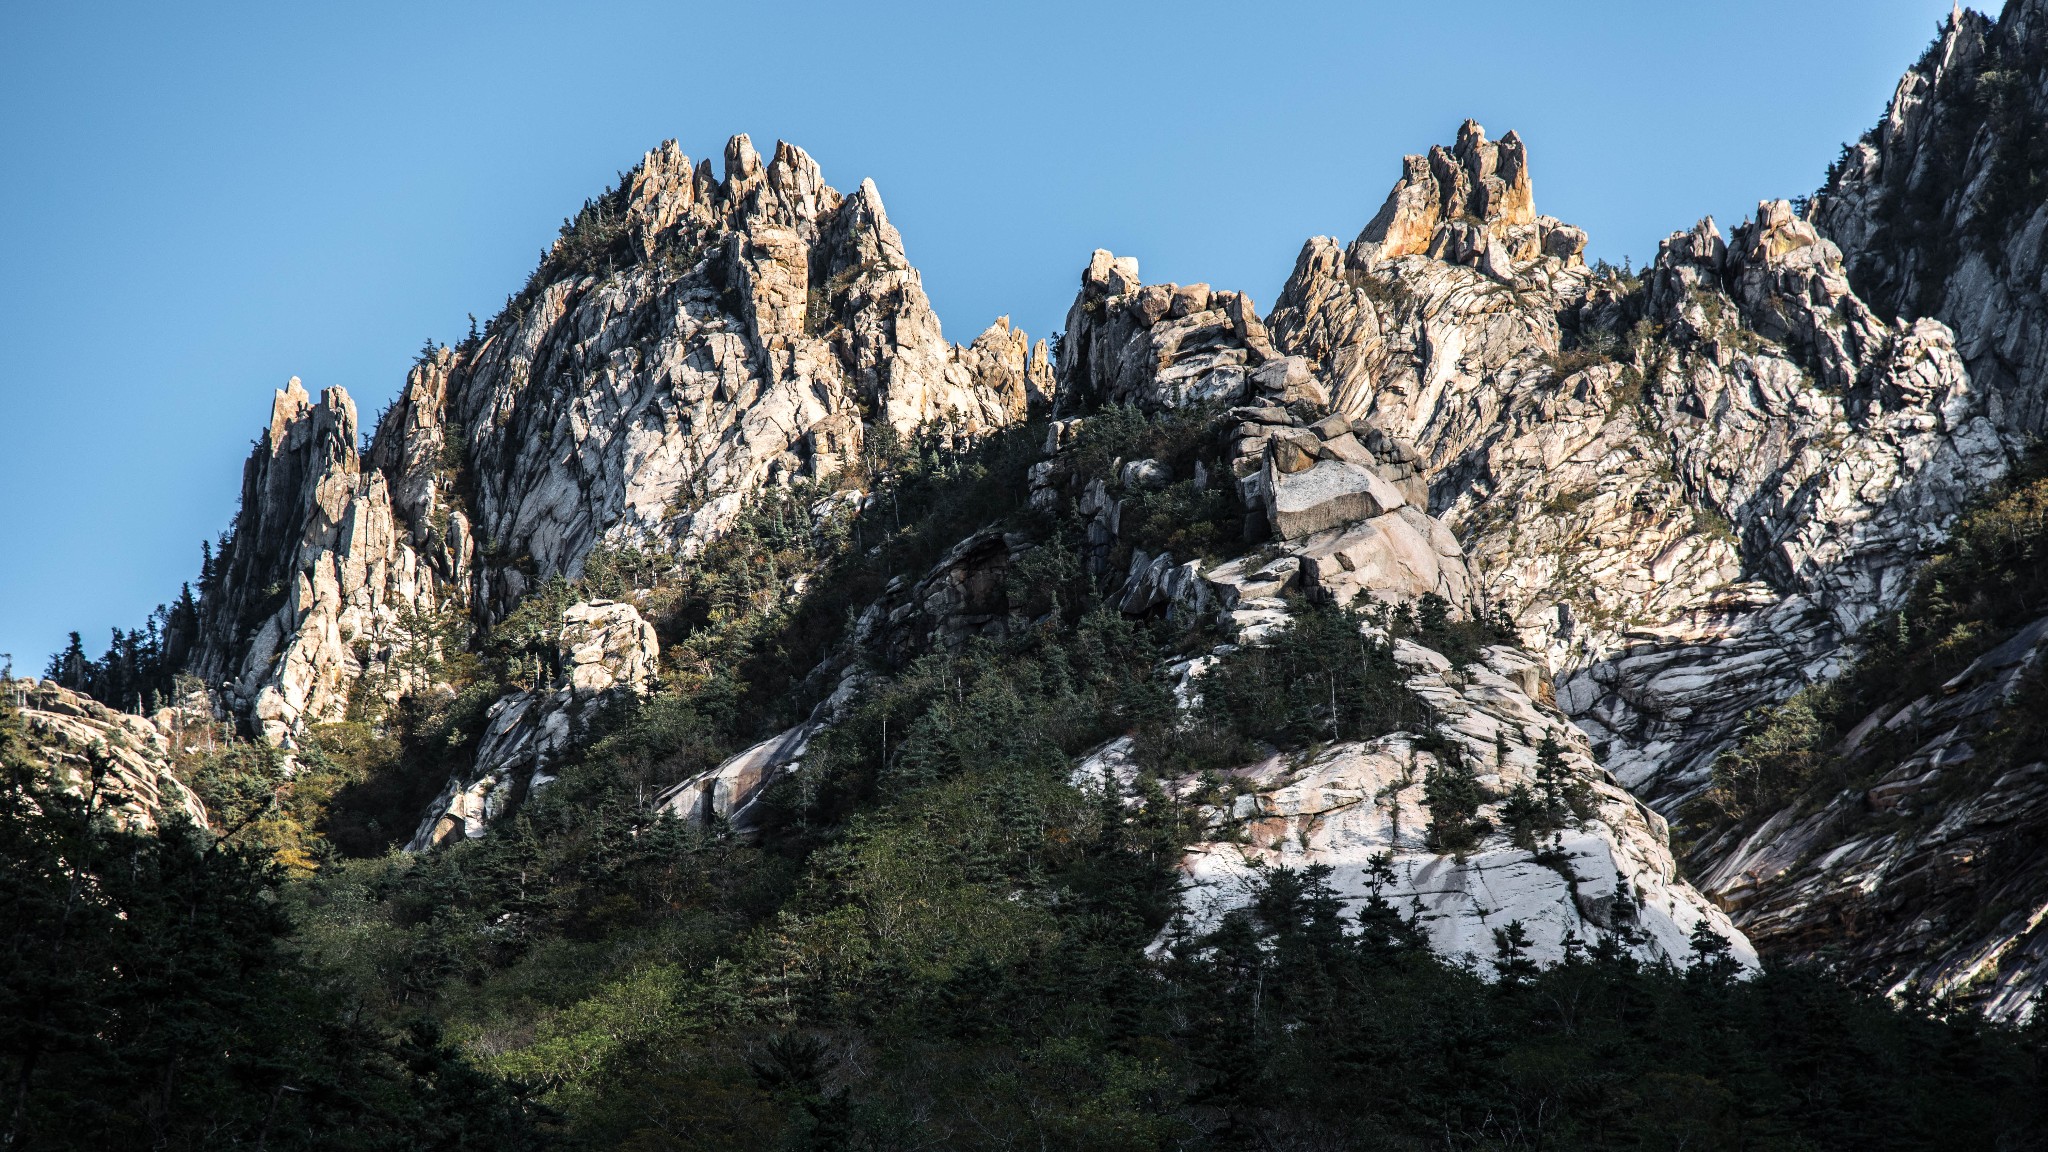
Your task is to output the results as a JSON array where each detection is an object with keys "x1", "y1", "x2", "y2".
[
  {"x1": 1814, "y1": 0, "x2": 2048, "y2": 434},
  {"x1": 37, "y1": 0, "x2": 2048, "y2": 1038},
  {"x1": 1674, "y1": 0, "x2": 2048, "y2": 1019},
  {"x1": 186, "y1": 135, "x2": 1049, "y2": 748},
  {"x1": 98, "y1": 125, "x2": 1732, "y2": 979},
  {"x1": 1248, "y1": 32, "x2": 2048, "y2": 1014}
]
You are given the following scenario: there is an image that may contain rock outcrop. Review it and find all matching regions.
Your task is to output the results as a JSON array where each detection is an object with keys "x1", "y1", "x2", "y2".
[
  {"x1": 1055, "y1": 251, "x2": 1284, "y2": 412},
  {"x1": 1350, "y1": 119, "x2": 1588, "y2": 278},
  {"x1": 1812, "y1": 0, "x2": 2048, "y2": 437},
  {"x1": 409, "y1": 600, "x2": 658, "y2": 849},
  {"x1": 1044, "y1": 248, "x2": 1749, "y2": 974},
  {"x1": 1255, "y1": 116, "x2": 2039, "y2": 1009},
  {"x1": 6, "y1": 679, "x2": 209, "y2": 833},
  {"x1": 190, "y1": 376, "x2": 460, "y2": 747},
  {"x1": 1267, "y1": 118, "x2": 2012, "y2": 797},
  {"x1": 1162, "y1": 638, "x2": 1754, "y2": 973}
]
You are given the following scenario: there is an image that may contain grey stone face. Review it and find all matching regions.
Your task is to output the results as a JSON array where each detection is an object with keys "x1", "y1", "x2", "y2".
[
  {"x1": 5, "y1": 678, "x2": 211, "y2": 834},
  {"x1": 1262, "y1": 108, "x2": 2040, "y2": 1015}
]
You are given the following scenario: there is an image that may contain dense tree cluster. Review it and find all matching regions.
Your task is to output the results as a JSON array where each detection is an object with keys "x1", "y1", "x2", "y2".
[
  {"x1": 0, "y1": 700, "x2": 546, "y2": 1150},
  {"x1": 42, "y1": 585, "x2": 199, "y2": 714}
]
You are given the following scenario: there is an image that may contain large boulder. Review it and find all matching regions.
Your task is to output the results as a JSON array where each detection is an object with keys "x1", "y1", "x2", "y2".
[
  {"x1": 560, "y1": 601, "x2": 659, "y2": 698},
  {"x1": 654, "y1": 724, "x2": 809, "y2": 830},
  {"x1": 655, "y1": 665, "x2": 867, "y2": 833},
  {"x1": 1266, "y1": 458, "x2": 1407, "y2": 540},
  {"x1": 1292, "y1": 507, "x2": 1474, "y2": 608}
]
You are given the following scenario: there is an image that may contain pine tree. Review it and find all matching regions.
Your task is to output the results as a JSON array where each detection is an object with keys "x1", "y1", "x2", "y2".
[
  {"x1": 1492, "y1": 919, "x2": 1539, "y2": 984},
  {"x1": 1686, "y1": 920, "x2": 1743, "y2": 987},
  {"x1": 1423, "y1": 747, "x2": 1489, "y2": 854},
  {"x1": 1355, "y1": 851, "x2": 1424, "y2": 956},
  {"x1": 0, "y1": 714, "x2": 546, "y2": 1150},
  {"x1": 44, "y1": 633, "x2": 86, "y2": 690}
]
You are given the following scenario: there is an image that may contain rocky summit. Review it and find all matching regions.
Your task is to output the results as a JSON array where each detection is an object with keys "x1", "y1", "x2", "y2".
[
  {"x1": 14, "y1": 2, "x2": 2048, "y2": 1145},
  {"x1": 182, "y1": 135, "x2": 1049, "y2": 748}
]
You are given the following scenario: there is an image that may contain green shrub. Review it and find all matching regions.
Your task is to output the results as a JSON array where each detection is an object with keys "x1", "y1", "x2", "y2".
[
  {"x1": 1706, "y1": 685, "x2": 1840, "y2": 821},
  {"x1": 1499, "y1": 733, "x2": 1595, "y2": 848}
]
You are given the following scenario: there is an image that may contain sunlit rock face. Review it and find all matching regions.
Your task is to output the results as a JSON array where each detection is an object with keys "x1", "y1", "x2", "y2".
[
  {"x1": 7, "y1": 678, "x2": 210, "y2": 834},
  {"x1": 167, "y1": 27, "x2": 2048, "y2": 1013},
  {"x1": 192, "y1": 136, "x2": 1049, "y2": 748},
  {"x1": 1046, "y1": 246, "x2": 1752, "y2": 975},
  {"x1": 1813, "y1": 0, "x2": 2048, "y2": 440},
  {"x1": 1259, "y1": 101, "x2": 2048, "y2": 1014},
  {"x1": 1131, "y1": 637, "x2": 1755, "y2": 975}
]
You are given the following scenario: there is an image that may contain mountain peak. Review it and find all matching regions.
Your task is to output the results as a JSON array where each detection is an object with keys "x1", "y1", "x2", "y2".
[{"x1": 1352, "y1": 118, "x2": 1583, "y2": 273}]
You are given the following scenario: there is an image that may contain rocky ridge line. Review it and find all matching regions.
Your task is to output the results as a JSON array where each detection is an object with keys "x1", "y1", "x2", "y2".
[
  {"x1": 192, "y1": 135, "x2": 1049, "y2": 749},
  {"x1": 630, "y1": 245, "x2": 1755, "y2": 975},
  {"x1": 1813, "y1": 0, "x2": 2048, "y2": 437},
  {"x1": 137, "y1": 63, "x2": 2048, "y2": 1011},
  {"x1": 1259, "y1": 110, "x2": 2043, "y2": 1012}
]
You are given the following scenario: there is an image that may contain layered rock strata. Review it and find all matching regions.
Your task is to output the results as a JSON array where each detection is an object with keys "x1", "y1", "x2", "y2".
[
  {"x1": 1156, "y1": 638, "x2": 1755, "y2": 972},
  {"x1": 1813, "y1": 0, "x2": 2048, "y2": 437},
  {"x1": 1256, "y1": 115, "x2": 2040, "y2": 1009},
  {"x1": 1688, "y1": 614, "x2": 2048, "y2": 1019}
]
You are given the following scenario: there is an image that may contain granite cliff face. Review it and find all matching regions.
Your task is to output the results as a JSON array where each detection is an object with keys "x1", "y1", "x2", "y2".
[
  {"x1": 191, "y1": 135, "x2": 1048, "y2": 750},
  {"x1": 1248, "y1": 100, "x2": 2048, "y2": 1011},
  {"x1": 1813, "y1": 0, "x2": 2048, "y2": 436},
  {"x1": 1691, "y1": 608, "x2": 2048, "y2": 1021},
  {"x1": 620, "y1": 247, "x2": 1754, "y2": 976},
  {"x1": 1672, "y1": 0, "x2": 2048, "y2": 1019},
  {"x1": 1267, "y1": 119, "x2": 2012, "y2": 802},
  {"x1": 189, "y1": 376, "x2": 459, "y2": 747}
]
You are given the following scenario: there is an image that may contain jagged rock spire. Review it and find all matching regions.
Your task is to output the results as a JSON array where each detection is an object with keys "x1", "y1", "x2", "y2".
[
  {"x1": 1055, "y1": 249, "x2": 1288, "y2": 412},
  {"x1": 193, "y1": 135, "x2": 1052, "y2": 747},
  {"x1": 1351, "y1": 119, "x2": 1586, "y2": 278}
]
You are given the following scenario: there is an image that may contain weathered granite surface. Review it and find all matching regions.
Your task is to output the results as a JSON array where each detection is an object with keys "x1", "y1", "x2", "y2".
[
  {"x1": 7, "y1": 679, "x2": 209, "y2": 833},
  {"x1": 195, "y1": 137, "x2": 1048, "y2": 747}
]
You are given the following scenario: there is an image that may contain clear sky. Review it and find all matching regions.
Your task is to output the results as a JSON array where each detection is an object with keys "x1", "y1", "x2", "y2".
[{"x1": 0, "y1": 0, "x2": 1964, "y2": 673}]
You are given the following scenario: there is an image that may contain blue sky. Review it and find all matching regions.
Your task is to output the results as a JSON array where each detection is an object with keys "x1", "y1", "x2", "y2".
[{"x1": 0, "y1": 0, "x2": 1961, "y2": 672}]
